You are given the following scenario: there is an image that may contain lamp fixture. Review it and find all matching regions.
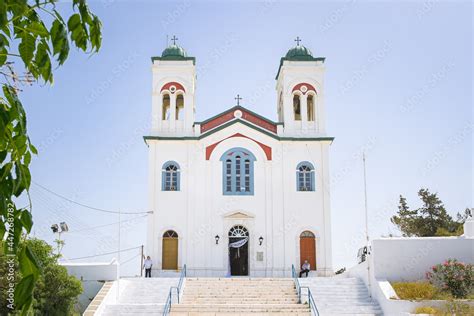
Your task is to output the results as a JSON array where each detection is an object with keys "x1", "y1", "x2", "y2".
[{"x1": 215, "y1": 235, "x2": 220, "y2": 245}]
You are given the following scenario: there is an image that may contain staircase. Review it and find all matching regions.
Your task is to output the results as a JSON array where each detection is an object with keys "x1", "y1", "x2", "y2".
[
  {"x1": 170, "y1": 278, "x2": 310, "y2": 315},
  {"x1": 101, "y1": 278, "x2": 179, "y2": 315},
  {"x1": 298, "y1": 277, "x2": 383, "y2": 315}
]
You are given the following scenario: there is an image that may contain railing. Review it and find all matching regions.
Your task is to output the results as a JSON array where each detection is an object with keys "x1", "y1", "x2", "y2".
[
  {"x1": 162, "y1": 264, "x2": 187, "y2": 316},
  {"x1": 300, "y1": 286, "x2": 320, "y2": 316},
  {"x1": 291, "y1": 264, "x2": 320, "y2": 316}
]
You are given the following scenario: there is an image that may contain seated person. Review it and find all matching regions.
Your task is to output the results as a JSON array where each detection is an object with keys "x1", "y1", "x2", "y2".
[{"x1": 299, "y1": 260, "x2": 310, "y2": 277}]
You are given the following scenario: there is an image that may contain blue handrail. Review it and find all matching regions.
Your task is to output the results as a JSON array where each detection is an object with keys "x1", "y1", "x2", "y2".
[
  {"x1": 292, "y1": 264, "x2": 320, "y2": 316},
  {"x1": 300, "y1": 286, "x2": 320, "y2": 316},
  {"x1": 162, "y1": 264, "x2": 187, "y2": 316}
]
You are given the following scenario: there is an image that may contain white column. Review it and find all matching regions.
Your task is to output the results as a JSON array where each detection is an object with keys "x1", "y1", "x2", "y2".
[
  {"x1": 283, "y1": 95, "x2": 293, "y2": 133},
  {"x1": 169, "y1": 93, "x2": 177, "y2": 130},
  {"x1": 152, "y1": 93, "x2": 162, "y2": 130},
  {"x1": 301, "y1": 94, "x2": 308, "y2": 131}
]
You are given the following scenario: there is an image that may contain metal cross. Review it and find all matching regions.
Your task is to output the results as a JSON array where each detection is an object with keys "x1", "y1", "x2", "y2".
[
  {"x1": 294, "y1": 36, "x2": 302, "y2": 46},
  {"x1": 235, "y1": 94, "x2": 242, "y2": 106},
  {"x1": 170, "y1": 35, "x2": 178, "y2": 45}
]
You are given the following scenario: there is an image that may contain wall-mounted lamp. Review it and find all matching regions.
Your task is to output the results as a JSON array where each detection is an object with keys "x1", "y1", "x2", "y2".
[
  {"x1": 259, "y1": 236, "x2": 264, "y2": 246},
  {"x1": 215, "y1": 235, "x2": 220, "y2": 245}
]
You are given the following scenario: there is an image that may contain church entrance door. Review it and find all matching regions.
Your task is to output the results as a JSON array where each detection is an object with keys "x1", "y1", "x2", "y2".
[
  {"x1": 299, "y1": 231, "x2": 316, "y2": 271},
  {"x1": 228, "y1": 225, "x2": 249, "y2": 276},
  {"x1": 162, "y1": 230, "x2": 178, "y2": 270}
]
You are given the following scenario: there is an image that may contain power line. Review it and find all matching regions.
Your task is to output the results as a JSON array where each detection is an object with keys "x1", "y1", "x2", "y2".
[
  {"x1": 66, "y1": 246, "x2": 141, "y2": 260},
  {"x1": 32, "y1": 181, "x2": 152, "y2": 215},
  {"x1": 121, "y1": 253, "x2": 141, "y2": 266},
  {"x1": 67, "y1": 215, "x2": 147, "y2": 234}
]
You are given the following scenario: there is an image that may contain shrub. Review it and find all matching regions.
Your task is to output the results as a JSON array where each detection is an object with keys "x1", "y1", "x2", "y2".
[
  {"x1": 413, "y1": 306, "x2": 439, "y2": 314},
  {"x1": 442, "y1": 301, "x2": 474, "y2": 315},
  {"x1": 426, "y1": 259, "x2": 474, "y2": 298},
  {"x1": 392, "y1": 282, "x2": 437, "y2": 300}
]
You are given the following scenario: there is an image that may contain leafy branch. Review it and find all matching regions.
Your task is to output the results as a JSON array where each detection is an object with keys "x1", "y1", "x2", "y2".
[{"x1": 0, "y1": 0, "x2": 102, "y2": 314}]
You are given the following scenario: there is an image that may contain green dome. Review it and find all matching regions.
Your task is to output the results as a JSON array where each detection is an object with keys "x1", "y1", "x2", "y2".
[
  {"x1": 285, "y1": 45, "x2": 313, "y2": 60},
  {"x1": 161, "y1": 44, "x2": 188, "y2": 59}
]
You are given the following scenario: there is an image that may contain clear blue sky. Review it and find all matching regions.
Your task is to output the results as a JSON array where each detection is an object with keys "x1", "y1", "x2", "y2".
[{"x1": 19, "y1": 0, "x2": 472, "y2": 276}]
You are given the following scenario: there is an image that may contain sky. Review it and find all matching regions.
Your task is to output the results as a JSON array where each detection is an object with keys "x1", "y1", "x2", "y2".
[{"x1": 17, "y1": 0, "x2": 472, "y2": 276}]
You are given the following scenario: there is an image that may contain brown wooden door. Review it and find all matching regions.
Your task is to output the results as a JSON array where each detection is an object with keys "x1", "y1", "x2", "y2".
[
  {"x1": 300, "y1": 235, "x2": 316, "y2": 270},
  {"x1": 162, "y1": 238, "x2": 178, "y2": 270}
]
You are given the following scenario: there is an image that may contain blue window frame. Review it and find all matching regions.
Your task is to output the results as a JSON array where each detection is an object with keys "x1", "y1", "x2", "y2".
[
  {"x1": 220, "y1": 148, "x2": 256, "y2": 195},
  {"x1": 162, "y1": 161, "x2": 180, "y2": 191},
  {"x1": 296, "y1": 162, "x2": 315, "y2": 191}
]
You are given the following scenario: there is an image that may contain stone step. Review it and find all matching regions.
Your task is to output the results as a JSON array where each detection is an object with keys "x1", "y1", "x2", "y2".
[{"x1": 170, "y1": 313, "x2": 311, "y2": 316}]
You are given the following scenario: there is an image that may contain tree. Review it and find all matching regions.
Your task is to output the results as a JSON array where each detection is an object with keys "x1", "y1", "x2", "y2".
[
  {"x1": 1, "y1": 238, "x2": 83, "y2": 315},
  {"x1": 0, "y1": 1, "x2": 101, "y2": 313},
  {"x1": 391, "y1": 189, "x2": 468, "y2": 237}
]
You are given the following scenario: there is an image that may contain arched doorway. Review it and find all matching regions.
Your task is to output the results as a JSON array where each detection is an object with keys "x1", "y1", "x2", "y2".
[
  {"x1": 299, "y1": 231, "x2": 316, "y2": 271},
  {"x1": 162, "y1": 230, "x2": 178, "y2": 270},
  {"x1": 228, "y1": 225, "x2": 249, "y2": 276}
]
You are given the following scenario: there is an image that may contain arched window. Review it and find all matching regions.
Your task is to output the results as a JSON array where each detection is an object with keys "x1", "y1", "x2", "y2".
[
  {"x1": 307, "y1": 94, "x2": 315, "y2": 121},
  {"x1": 296, "y1": 162, "x2": 315, "y2": 191},
  {"x1": 293, "y1": 94, "x2": 301, "y2": 121},
  {"x1": 163, "y1": 230, "x2": 178, "y2": 238},
  {"x1": 162, "y1": 161, "x2": 180, "y2": 191},
  {"x1": 228, "y1": 225, "x2": 249, "y2": 237},
  {"x1": 176, "y1": 94, "x2": 184, "y2": 120},
  {"x1": 220, "y1": 148, "x2": 256, "y2": 195},
  {"x1": 162, "y1": 94, "x2": 170, "y2": 120}
]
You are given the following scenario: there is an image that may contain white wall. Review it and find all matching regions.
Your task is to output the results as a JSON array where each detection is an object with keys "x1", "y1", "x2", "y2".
[
  {"x1": 346, "y1": 236, "x2": 474, "y2": 316},
  {"x1": 371, "y1": 237, "x2": 474, "y2": 281},
  {"x1": 146, "y1": 121, "x2": 334, "y2": 277}
]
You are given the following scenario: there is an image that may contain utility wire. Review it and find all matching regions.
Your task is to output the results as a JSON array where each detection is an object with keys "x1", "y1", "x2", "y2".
[
  {"x1": 67, "y1": 215, "x2": 147, "y2": 234},
  {"x1": 121, "y1": 253, "x2": 141, "y2": 266},
  {"x1": 67, "y1": 246, "x2": 141, "y2": 260},
  {"x1": 32, "y1": 181, "x2": 152, "y2": 215}
]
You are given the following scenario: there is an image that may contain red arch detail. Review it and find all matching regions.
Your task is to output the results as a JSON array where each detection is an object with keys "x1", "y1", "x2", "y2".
[
  {"x1": 206, "y1": 133, "x2": 272, "y2": 160},
  {"x1": 161, "y1": 82, "x2": 186, "y2": 93},
  {"x1": 292, "y1": 83, "x2": 316, "y2": 95}
]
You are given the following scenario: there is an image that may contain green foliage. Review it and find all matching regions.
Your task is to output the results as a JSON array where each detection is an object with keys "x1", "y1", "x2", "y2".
[
  {"x1": 413, "y1": 306, "x2": 440, "y2": 314},
  {"x1": 441, "y1": 301, "x2": 474, "y2": 315},
  {"x1": 392, "y1": 281, "x2": 438, "y2": 300},
  {"x1": 0, "y1": 1, "x2": 101, "y2": 313},
  {"x1": 426, "y1": 259, "x2": 474, "y2": 299},
  {"x1": 1, "y1": 238, "x2": 83, "y2": 315},
  {"x1": 391, "y1": 189, "x2": 468, "y2": 237}
]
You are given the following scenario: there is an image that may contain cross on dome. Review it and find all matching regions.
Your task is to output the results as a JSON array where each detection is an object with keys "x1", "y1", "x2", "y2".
[
  {"x1": 170, "y1": 35, "x2": 178, "y2": 45},
  {"x1": 294, "y1": 36, "x2": 302, "y2": 46}
]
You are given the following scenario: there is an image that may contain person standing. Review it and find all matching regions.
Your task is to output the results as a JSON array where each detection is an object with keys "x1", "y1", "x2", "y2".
[
  {"x1": 143, "y1": 256, "x2": 153, "y2": 278},
  {"x1": 299, "y1": 260, "x2": 310, "y2": 277}
]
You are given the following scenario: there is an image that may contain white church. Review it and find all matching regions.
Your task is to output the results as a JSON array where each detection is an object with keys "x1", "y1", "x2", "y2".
[{"x1": 144, "y1": 38, "x2": 334, "y2": 277}]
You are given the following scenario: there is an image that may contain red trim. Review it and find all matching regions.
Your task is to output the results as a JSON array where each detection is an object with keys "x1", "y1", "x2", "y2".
[
  {"x1": 205, "y1": 133, "x2": 272, "y2": 160},
  {"x1": 160, "y1": 82, "x2": 185, "y2": 93},
  {"x1": 292, "y1": 83, "x2": 316, "y2": 95},
  {"x1": 200, "y1": 108, "x2": 277, "y2": 134}
]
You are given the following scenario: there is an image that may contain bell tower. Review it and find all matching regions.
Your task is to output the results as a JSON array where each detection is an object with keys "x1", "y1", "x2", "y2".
[
  {"x1": 151, "y1": 36, "x2": 196, "y2": 135},
  {"x1": 276, "y1": 37, "x2": 326, "y2": 136}
]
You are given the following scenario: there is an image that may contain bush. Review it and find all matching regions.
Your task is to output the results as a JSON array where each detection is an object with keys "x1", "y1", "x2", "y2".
[
  {"x1": 413, "y1": 306, "x2": 439, "y2": 314},
  {"x1": 426, "y1": 259, "x2": 474, "y2": 298},
  {"x1": 392, "y1": 282, "x2": 437, "y2": 300},
  {"x1": 442, "y1": 301, "x2": 474, "y2": 315}
]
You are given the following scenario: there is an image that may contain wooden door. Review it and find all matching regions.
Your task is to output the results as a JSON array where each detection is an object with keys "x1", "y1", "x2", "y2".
[
  {"x1": 162, "y1": 238, "x2": 178, "y2": 270},
  {"x1": 300, "y1": 233, "x2": 316, "y2": 270}
]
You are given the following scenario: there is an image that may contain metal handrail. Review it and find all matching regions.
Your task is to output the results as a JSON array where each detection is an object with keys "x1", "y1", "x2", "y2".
[
  {"x1": 292, "y1": 264, "x2": 320, "y2": 316},
  {"x1": 300, "y1": 286, "x2": 320, "y2": 316},
  {"x1": 291, "y1": 264, "x2": 302, "y2": 303},
  {"x1": 162, "y1": 265, "x2": 187, "y2": 316}
]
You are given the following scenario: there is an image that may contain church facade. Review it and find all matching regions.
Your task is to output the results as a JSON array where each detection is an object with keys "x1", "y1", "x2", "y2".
[{"x1": 144, "y1": 39, "x2": 334, "y2": 277}]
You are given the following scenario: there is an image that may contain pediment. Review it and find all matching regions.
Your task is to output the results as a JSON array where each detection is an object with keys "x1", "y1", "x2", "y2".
[{"x1": 224, "y1": 212, "x2": 254, "y2": 219}]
